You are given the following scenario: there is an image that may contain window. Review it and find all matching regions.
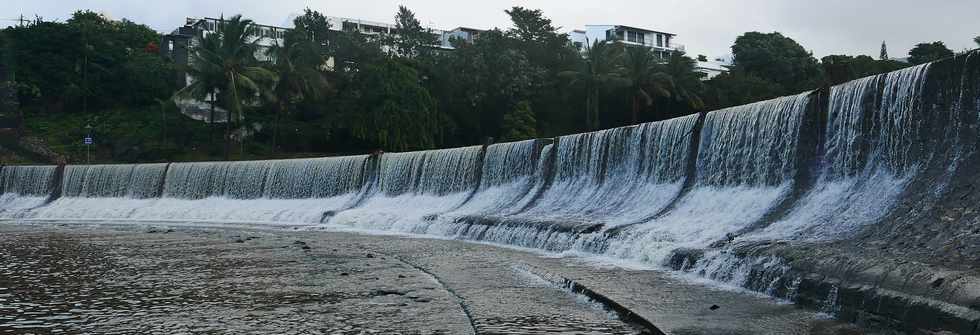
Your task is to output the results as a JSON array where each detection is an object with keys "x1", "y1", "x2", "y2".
[
  {"x1": 656, "y1": 34, "x2": 664, "y2": 47},
  {"x1": 627, "y1": 31, "x2": 644, "y2": 44}
]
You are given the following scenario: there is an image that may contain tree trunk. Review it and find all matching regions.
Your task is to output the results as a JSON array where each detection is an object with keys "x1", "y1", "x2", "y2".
[
  {"x1": 585, "y1": 91, "x2": 593, "y2": 131},
  {"x1": 208, "y1": 91, "x2": 216, "y2": 147},
  {"x1": 631, "y1": 95, "x2": 639, "y2": 125},
  {"x1": 273, "y1": 100, "x2": 284, "y2": 152}
]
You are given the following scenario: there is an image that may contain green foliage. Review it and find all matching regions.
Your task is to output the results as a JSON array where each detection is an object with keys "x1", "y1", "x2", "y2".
[
  {"x1": 703, "y1": 71, "x2": 784, "y2": 110},
  {"x1": 501, "y1": 101, "x2": 537, "y2": 142},
  {"x1": 392, "y1": 6, "x2": 438, "y2": 58},
  {"x1": 908, "y1": 41, "x2": 954, "y2": 64},
  {"x1": 341, "y1": 58, "x2": 439, "y2": 151},
  {"x1": 821, "y1": 54, "x2": 909, "y2": 85},
  {"x1": 3, "y1": 10, "x2": 172, "y2": 113},
  {"x1": 731, "y1": 32, "x2": 823, "y2": 93},
  {"x1": 178, "y1": 15, "x2": 276, "y2": 158},
  {"x1": 266, "y1": 19, "x2": 331, "y2": 149},
  {"x1": 560, "y1": 40, "x2": 627, "y2": 130},
  {"x1": 975, "y1": 36, "x2": 980, "y2": 47}
]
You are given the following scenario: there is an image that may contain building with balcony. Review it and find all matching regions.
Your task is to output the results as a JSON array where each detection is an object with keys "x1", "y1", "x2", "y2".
[{"x1": 569, "y1": 25, "x2": 682, "y2": 59}]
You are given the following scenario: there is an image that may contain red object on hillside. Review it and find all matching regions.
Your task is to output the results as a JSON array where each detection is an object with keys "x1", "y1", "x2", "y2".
[{"x1": 145, "y1": 42, "x2": 159, "y2": 54}]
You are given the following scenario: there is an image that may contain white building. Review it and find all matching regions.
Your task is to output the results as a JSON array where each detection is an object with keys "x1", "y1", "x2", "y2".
[
  {"x1": 569, "y1": 25, "x2": 683, "y2": 59},
  {"x1": 695, "y1": 55, "x2": 732, "y2": 80}
]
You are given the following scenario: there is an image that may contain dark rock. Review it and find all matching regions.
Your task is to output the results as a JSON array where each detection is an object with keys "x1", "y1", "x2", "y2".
[
  {"x1": 709, "y1": 305, "x2": 720, "y2": 311},
  {"x1": 340, "y1": 272, "x2": 349, "y2": 276},
  {"x1": 930, "y1": 277, "x2": 944, "y2": 288},
  {"x1": 366, "y1": 253, "x2": 375, "y2": 258},
  {"x1": 398, "y1": 275, "x2": 406, "y2": 279},
  {"x1": 371, "y1": 289, "x2": 406, "y2": 296},
  {"x1": 234, "y1": 238, "x2": 245, "y2": 243}
]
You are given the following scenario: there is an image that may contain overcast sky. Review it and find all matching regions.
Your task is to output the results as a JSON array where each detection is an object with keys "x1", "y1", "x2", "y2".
[{"x1": 6, "y1": 0, "x2": 979, "y2": 59}]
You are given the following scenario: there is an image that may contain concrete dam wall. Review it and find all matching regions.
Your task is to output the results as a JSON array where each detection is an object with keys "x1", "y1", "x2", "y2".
[{"x1": 2, "y1": 51, "x2": 979, "y2": 333}]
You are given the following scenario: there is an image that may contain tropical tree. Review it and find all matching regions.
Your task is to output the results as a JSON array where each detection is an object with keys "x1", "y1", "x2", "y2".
[
  {"x1": 620, "y1": 46, "x2": 672, "y2": 124},
  {"x1": 561, "y1": 40, "x2": 626, "y2": 130},
  {"x1": 908, "y1": 41, "x2": 954, "y2": 64},
  {"x1": 177, "y1": 15, "x2": 275, "y2": 158},
  {"x1": 392, "y1": 6, "x2": 438, "y2": 58},
  {"x1": 661, "y1": 51, "x2": 705, "y2": 112},
  {"x1": 267, "y1": 26, "x2": 330, "y2": 150},
  {"x1": 501, "y1": 100, "x2": 536, "y2": 141},
  {"x1": 975, "y1": 36, "x2": 980, "y2": 48},
  {"x1": 175, "y1": 30, "x2": 224, "y2": 143},
  {"x1": 731, "y1": 32, "x2": 823, "y2": 93}
]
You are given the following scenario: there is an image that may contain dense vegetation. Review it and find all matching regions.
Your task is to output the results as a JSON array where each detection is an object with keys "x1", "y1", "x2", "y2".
[{"x1": 0, "y1": 8, "x2": 975, "y2": 163}]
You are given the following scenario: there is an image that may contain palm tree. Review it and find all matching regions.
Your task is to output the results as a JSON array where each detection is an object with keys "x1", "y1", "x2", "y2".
[
  {"x1": 176, "y1": 30, "x2": 223, "y2": 144},
  {"x1": 561, "y1": 40, "x2": 626, "y2": 130},
  {"x1": 621, "y1": 46, "x2": 675, "y2": 124},
  {"x1": 266, "y1": 28, "x2": 330, "y2": 151},
  {"x1": 662, "y1": 51, "x2": 705, "y2": 112},
  {"x1": 177, "y1": 15, "x2": 275, "y2": 159}
]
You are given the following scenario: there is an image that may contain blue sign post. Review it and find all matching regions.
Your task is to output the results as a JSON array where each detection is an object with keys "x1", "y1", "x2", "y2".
[{"x1": 84, "y1": 136, "x2": 93, "y2": 163}]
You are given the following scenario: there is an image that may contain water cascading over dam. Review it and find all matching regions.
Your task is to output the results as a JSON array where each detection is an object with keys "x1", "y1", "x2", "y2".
[
  {"x1": 327, "y1": 146, "x2": 484, "y2": 232},
  {"x1": 602, "y1": 92, "x2": 814, "y2": 264},
  {"x1": 751, "y1": 63, "x2": 943, "y2": 241},
  {"x1": 1, "y1": 52, "x2": 978, "y2": 330},
  {"x1": 0, "y1": 165, "x2": 59, "y2": 216},
  {"x1": 27, "y1": 156, "x2": 369, "y2": 224}
]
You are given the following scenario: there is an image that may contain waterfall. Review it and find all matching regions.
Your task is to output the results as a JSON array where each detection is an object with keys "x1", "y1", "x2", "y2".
[
  {"x1": 61, "y1": 164, "x2": 168, "y2": 198},
  {"x1": 755, "y1": 64, "x2": 934, "y2": 240},
  {"x1": 448, "y1": 140, "x2": 540, "y2": 215},
  {"x1": 0, "y1": 165, "x2": 58, "y2": 215},
  {"x1": 328, "y1": 146, "x2": 484, "y2": 231},
  {"x1": 517, "y1": 115, "x2": 699, "y2": 227},
  {"x1": 28, "y1": 164, "x2": 167, "y2": 219},
  {"x1": 1, "y1": 165, "x2": 58, "y2": 196},
  {"x1": 604, "y1": 93, "x2": 811, "y2": 264},
  {"x1": 134, "y1": 156, "x2": 369, "y2": 224}
]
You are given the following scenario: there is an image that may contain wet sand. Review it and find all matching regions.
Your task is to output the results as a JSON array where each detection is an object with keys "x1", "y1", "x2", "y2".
[{"x1": 0, "y1": 222, "x2": 868, "y2": 334}]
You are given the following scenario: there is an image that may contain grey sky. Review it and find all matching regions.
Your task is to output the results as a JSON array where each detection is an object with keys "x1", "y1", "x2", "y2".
[{"x1": 6, "y1": 0, "x2": 979, "y2": 59}]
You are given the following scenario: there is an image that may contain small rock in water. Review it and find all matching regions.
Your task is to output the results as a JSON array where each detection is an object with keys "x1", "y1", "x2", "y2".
[
  {"x1": 234, "y1": 238, "x2": 245, "y2": 243},
  {"x1": 709, "y1": 304, "x2": 720, "y2": 311},
  {"x1": 340, "y1": 273, "x2": 349, "y2": 276},
  {"x1": 397, "y1": 275, "x2": 406, "y2": 279},
  {"x1": 366, "y1": 253, "x2": 375, "y2": 259}
]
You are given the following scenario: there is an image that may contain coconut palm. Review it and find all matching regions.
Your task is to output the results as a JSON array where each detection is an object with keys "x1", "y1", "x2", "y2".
[
  {"x1": 266, "y1": 28, "x2": 330, "y2": 150},
  {"x1": 662, "y1": 51, "x2": 705, "y2": 111},
  {"x1": 621, "y1": 46, "x2": 674, "y2": 124},
  {"x1": 178, "y1": 15, "x2": 275, "y2": 159},
  {"x1": 560, "y1": 40, "x2": 627, "y2": 130},
  {"x1": 175, "y1": 31, "x2": 223, "y2": 144}
]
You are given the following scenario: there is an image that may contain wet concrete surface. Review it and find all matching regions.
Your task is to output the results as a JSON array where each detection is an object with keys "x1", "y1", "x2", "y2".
[{"x1": 0, "y1": 222, "x2": 873, "y2": 334}]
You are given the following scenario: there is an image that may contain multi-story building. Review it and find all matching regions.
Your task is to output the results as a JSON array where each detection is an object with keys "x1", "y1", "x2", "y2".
[{"x1": 569, "y1": 25, "x2": 683, "y2": 59}]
